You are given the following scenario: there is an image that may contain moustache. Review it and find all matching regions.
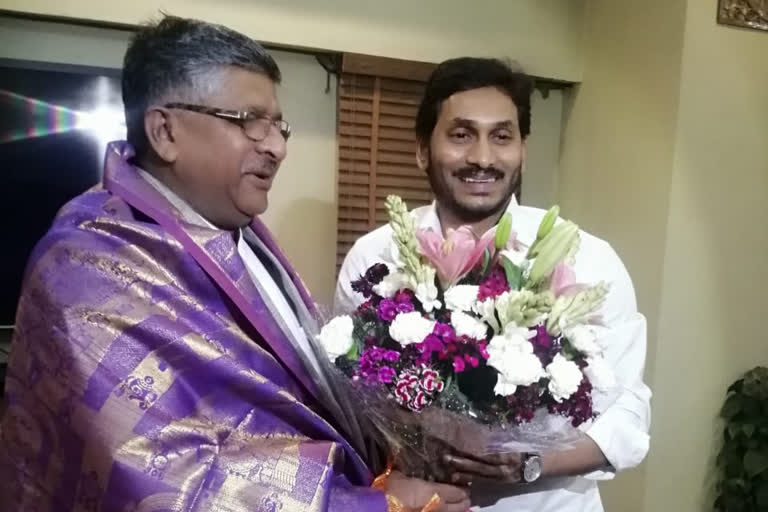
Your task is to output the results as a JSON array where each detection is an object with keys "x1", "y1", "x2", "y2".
[
  {"x1": 452, "y1": 166, "x2": 505, "y2": 180},
  {"x1": 242, "y1": 157, "x2": 278, "y2": 177}
]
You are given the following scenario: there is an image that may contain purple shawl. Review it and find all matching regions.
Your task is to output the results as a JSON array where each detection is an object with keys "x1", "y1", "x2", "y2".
[{"x1": 0, "y1": 142, "x2": 385, "y2": 511}]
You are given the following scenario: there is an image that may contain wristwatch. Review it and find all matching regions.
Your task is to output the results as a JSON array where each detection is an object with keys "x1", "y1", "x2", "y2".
[{"x1": 520, "y1": 453, "x2": 543, "y2": 483}]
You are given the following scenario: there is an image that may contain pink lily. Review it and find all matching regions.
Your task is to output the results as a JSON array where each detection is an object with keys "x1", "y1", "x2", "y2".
[
  {"x1": 416, "y1": 226, "x2": 495, "y2": 287},
  {"x1": 549, "y1": 262, "x2": 588, "y2": 297}
]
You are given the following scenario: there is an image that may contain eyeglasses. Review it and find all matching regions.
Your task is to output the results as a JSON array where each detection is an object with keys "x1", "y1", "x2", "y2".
[{"x1": 164, "y1": 103, "x2": 291, "y2": 141}]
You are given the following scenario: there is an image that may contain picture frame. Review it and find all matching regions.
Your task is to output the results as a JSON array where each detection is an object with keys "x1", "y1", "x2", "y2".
[{"x1": 717, "y1": 0, "x2": 768, "y2": 32}]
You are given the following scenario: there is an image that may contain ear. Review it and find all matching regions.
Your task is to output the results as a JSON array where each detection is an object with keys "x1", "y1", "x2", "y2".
[
  {"x1": 144, "y1": 107, "x2": 180, "y2": 164},
  {"x1": 416, "y1": 140, "x2": 430, "y2": 172}
]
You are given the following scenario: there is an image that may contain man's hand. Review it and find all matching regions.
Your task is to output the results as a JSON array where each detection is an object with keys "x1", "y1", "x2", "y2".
[
  {"x1": 444, "y1": 438, "x2": 610, "y2": 487},
  {"x1": 386, "y1": 470, "x2": 471, "y2": 512},
  {"x1": 443, "y1": 452, "x2": 522, "y2": 487}
]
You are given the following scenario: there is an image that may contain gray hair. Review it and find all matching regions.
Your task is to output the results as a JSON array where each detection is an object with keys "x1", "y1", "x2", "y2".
[{"x1": 122, "y1": 15, "x2": 281, "y2": 158}]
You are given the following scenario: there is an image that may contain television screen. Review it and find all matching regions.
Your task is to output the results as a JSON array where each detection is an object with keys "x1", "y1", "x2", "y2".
[{"x1": 0, "y1": 59, "x2": 125, "y2": 328}]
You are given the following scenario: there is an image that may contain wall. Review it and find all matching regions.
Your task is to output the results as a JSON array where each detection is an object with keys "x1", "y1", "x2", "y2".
[
  {"x1": 257, "y1": 53, "x2": 338, "y2": 305},
  {"x1": 561, "y1": 1, "x2": 768, "y2": 511},
  {"x1": 0, "y1": 0, "x2": 586, "y2": 81},
  {"x1": 0, "y1": 16, "x2": 340, "y2": 304},
  {"x1": 523, "y1": 89, "x2": 564, "y2": 209},
  {"x1": 557, "y1": 0, "x2": 688, "y2": 510},
  {"x1": 644, "y1": 2, "x2": 768, "y2": 511},
  {"x1": 0, "y1": 15, "x2": 569, "y2": 303}
]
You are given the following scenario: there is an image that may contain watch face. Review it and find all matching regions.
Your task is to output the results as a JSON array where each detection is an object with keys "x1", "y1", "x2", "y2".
[{"x1": 523, "y1": 455, "x2": 542, "y2": 483}]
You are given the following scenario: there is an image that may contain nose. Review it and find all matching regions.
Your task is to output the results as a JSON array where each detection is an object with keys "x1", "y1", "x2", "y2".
[
  {"x1": 465, "y1": 136, "x2": 495, "y2": 169},
  {"x1": 257, "y1": 125, "x2": 288, "y2": 162}
]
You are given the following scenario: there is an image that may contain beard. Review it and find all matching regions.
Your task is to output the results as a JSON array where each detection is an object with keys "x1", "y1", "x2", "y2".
[{"x1": 426, "y1": 162, "x2": 522, "y2": 224}]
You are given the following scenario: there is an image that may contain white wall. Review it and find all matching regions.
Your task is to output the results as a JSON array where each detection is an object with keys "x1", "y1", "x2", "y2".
[
  {"x1": 0, "y1": 16, "x2": 340, "y2": 303},
  {"x1": 557, "y1": 1, "x2": 689, "y2": 509},
  {"x1": 523, "y1": 89, "x2": 564, "y2": 209},
  {"x1": 0, "y1": 0, "x2": 587, "y2": 81},
  {"x1": 0, "y1": 15, "x2": 568, "y2": 304},
  {"x1": 257, "y1": 53, "x2": 338, "y2": 305},
  {"x1": 644, "y1": 2, "x2": 768, "y2": 510}
]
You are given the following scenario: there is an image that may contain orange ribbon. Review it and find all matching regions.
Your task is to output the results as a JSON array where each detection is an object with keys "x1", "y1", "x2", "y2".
[{"x1": 372, "y1": 460, "x2": 441, "y2": 512}]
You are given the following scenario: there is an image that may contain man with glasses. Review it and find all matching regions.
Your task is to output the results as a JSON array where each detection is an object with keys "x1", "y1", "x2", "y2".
[{"x1": 0, "y1": 16, "x2": 469, "y2": 512}]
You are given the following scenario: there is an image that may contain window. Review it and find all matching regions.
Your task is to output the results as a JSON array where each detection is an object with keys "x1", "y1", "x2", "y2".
[{"x1": 336, "y1": 54, "x2": 436, "y2": 272}]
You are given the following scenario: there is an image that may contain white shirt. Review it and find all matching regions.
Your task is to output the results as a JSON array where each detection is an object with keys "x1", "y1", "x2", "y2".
[{"x1": 335, "y1": 199, "x2": 652, "y2": 512}]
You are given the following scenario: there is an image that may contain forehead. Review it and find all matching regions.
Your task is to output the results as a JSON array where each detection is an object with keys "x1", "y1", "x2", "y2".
[
  {"x1": 437, "y1": 86, "x2": 519, "y2": 127},
  {"x1": 207, "y1": 67, "x2": 281, "y2": 113}
]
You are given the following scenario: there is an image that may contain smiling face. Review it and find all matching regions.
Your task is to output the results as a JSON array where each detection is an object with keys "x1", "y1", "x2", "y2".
[
  {"x1": 161, "y1": 67, "x2": 287, "y2": 229},
  {"x1": 418, "y1": 86, "x2": 525, "y2": 223}
]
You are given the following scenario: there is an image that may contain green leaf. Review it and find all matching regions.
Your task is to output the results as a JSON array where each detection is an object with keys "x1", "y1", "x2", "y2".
[
  {"x1": 724, "y1": 478, "x2": 748, "y2": 491},
  {"x1": 757, "y1": 482, "x2": 768, "y2": 508},
  {"x1": 495, "y1": 213, "x2": 512, "y2": 250},
  {"x1": 345, "y1": 342, "x2": 359, "y2": 360},
  {"x1": 481, "y1": 248, "x2": 491, "y2": 275},
  {"x1": 727, "y1": 378, "x2": 744, "y2": 394},
  {"x1": 722, "y1": 395, "x2": 743, "y2": 419},
  {"x1": 744, "y1": 397, "x2": 762, "y2": 418},
  {"x1": 744, "y1": 450, "x2": 768, "y2": 477},
  {"x1": 502, "y1": 256, "x2": 523, "y2": 290},
  {"x1": 725, "y1": 449, "x2": 746, "y2": 478}
]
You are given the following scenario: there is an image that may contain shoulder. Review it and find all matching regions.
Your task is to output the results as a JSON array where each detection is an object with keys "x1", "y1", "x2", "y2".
[
  {"x1": 26, "y1": 187, "x2": 174, "y2": 282},
  {"x1": 343, "y1": 204, "x2": 432, "y2": 268},
  {"x1": 512, "y1": 204, "x2": 623, "y2": 275},
  {"x1": 515, "y1": 204, "x2": 636, "y2": 314}
]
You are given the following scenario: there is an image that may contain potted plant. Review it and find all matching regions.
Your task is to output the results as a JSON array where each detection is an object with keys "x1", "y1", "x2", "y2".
[{"x1": 715, "y1": 366, "x2": 768, "y2": 511}]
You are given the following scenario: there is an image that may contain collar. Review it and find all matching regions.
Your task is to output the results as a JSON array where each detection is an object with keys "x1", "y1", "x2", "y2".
[
  {"x1": 415, "y1": 195, "x2": 520, "y2": 232},
  {"x1": 137, "y1": 169, "x2": 244, "y2": 243}
]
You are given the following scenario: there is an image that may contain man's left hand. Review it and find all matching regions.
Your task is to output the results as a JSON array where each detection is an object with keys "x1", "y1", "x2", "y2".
[{"x1": 443, "y1": 452, "x2": 522, "y2": 487}]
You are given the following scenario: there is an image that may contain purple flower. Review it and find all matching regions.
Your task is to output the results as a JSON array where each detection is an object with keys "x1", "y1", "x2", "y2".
[
  {"x1": 377, "y1": 299, "x2": 398, "y2": 322},
  {"x1": 352, "y1": 264, "x2": 390, "y2": 299},
  {"x1": 395, "y1": 290, "x2": 414, "y2": 305},
  {"x1": 378, "y1": 366, "x2": 396, "y2": 383},
  {"x1": 383, "y1": 350, "x2": 400, "y2": 363},
  {"x1": 351, "y1": 277, "x2": 373, "y2": 298},
  {"x1": 396, "y1": 301, "x2": 414, "y2": 314},
  {"x1": 478, "y1": 267, "x2": 510, "y2": 301},
  {"x1": 423, "y1": 335, "x2": 444, "y2": 353},
  {"x1": 365, "y1": 263, "x2": 390, "y2": 284},
  {"x1": 453, "y1": 356, "x2": 466, "y2": 373},
  {"x1": 534, "y1": 325, "x2": 552, "y2": 348},
  {"x1": 433, "y1": 322, "x2": 456, "y2": 341}
]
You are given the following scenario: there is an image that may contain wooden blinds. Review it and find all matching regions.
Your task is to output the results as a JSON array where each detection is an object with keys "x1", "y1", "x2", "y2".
[{"x1": 336, "y1": 54, "x2": 437, "y2": 272}]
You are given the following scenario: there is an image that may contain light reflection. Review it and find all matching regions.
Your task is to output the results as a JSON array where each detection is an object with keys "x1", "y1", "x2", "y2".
[{"x1": 0, "y1": 76, "x2": 126, "y2": 150}]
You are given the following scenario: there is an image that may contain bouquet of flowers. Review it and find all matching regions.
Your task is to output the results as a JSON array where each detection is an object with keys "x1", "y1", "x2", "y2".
[{"x1": 318, "y1": 196, "x2": 616, "y2": 479}]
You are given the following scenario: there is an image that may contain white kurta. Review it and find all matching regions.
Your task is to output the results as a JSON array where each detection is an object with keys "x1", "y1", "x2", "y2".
[{"x1": 335, "y1": 198, "x2": 652, "y2": 512}]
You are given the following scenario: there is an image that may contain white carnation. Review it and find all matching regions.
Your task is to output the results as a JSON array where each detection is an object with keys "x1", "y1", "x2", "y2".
[
  {"x1": 486, "y1": 324, "x2": 544, "y2": 396},
  {"x1": 451, "y1": 311, "x2": 488, "y2": 340},
  {"x1": 564, "y1": 325, "x2": 602, "y2": 357},
  {"x1": 373, "y1": 270, "x2": 411, "y2": 298},
  {"x1": 493, "y1": 373, "x2": 520, "y2": 397},
  {"x1": 444, "y1": 285, "x2": 479, "y2": 312},
  {"x1": 546, "y1": 354, "x2": 583, "y2": 402},
  {"x1": 500, "y1": 248, "x2": 527, "y2": 267},
  {"x1": 317, "y1": 315, "x2": 355, "y2": 360},
  {"x1": 498, "y1": 323, "x2": 535, "y2": 347},
  {"x1": 583, "y1": 356, "x2": 616, "y2": 392},
  {"x1": 389, "y1": 311, "x2": 436, "y2": 347}
]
